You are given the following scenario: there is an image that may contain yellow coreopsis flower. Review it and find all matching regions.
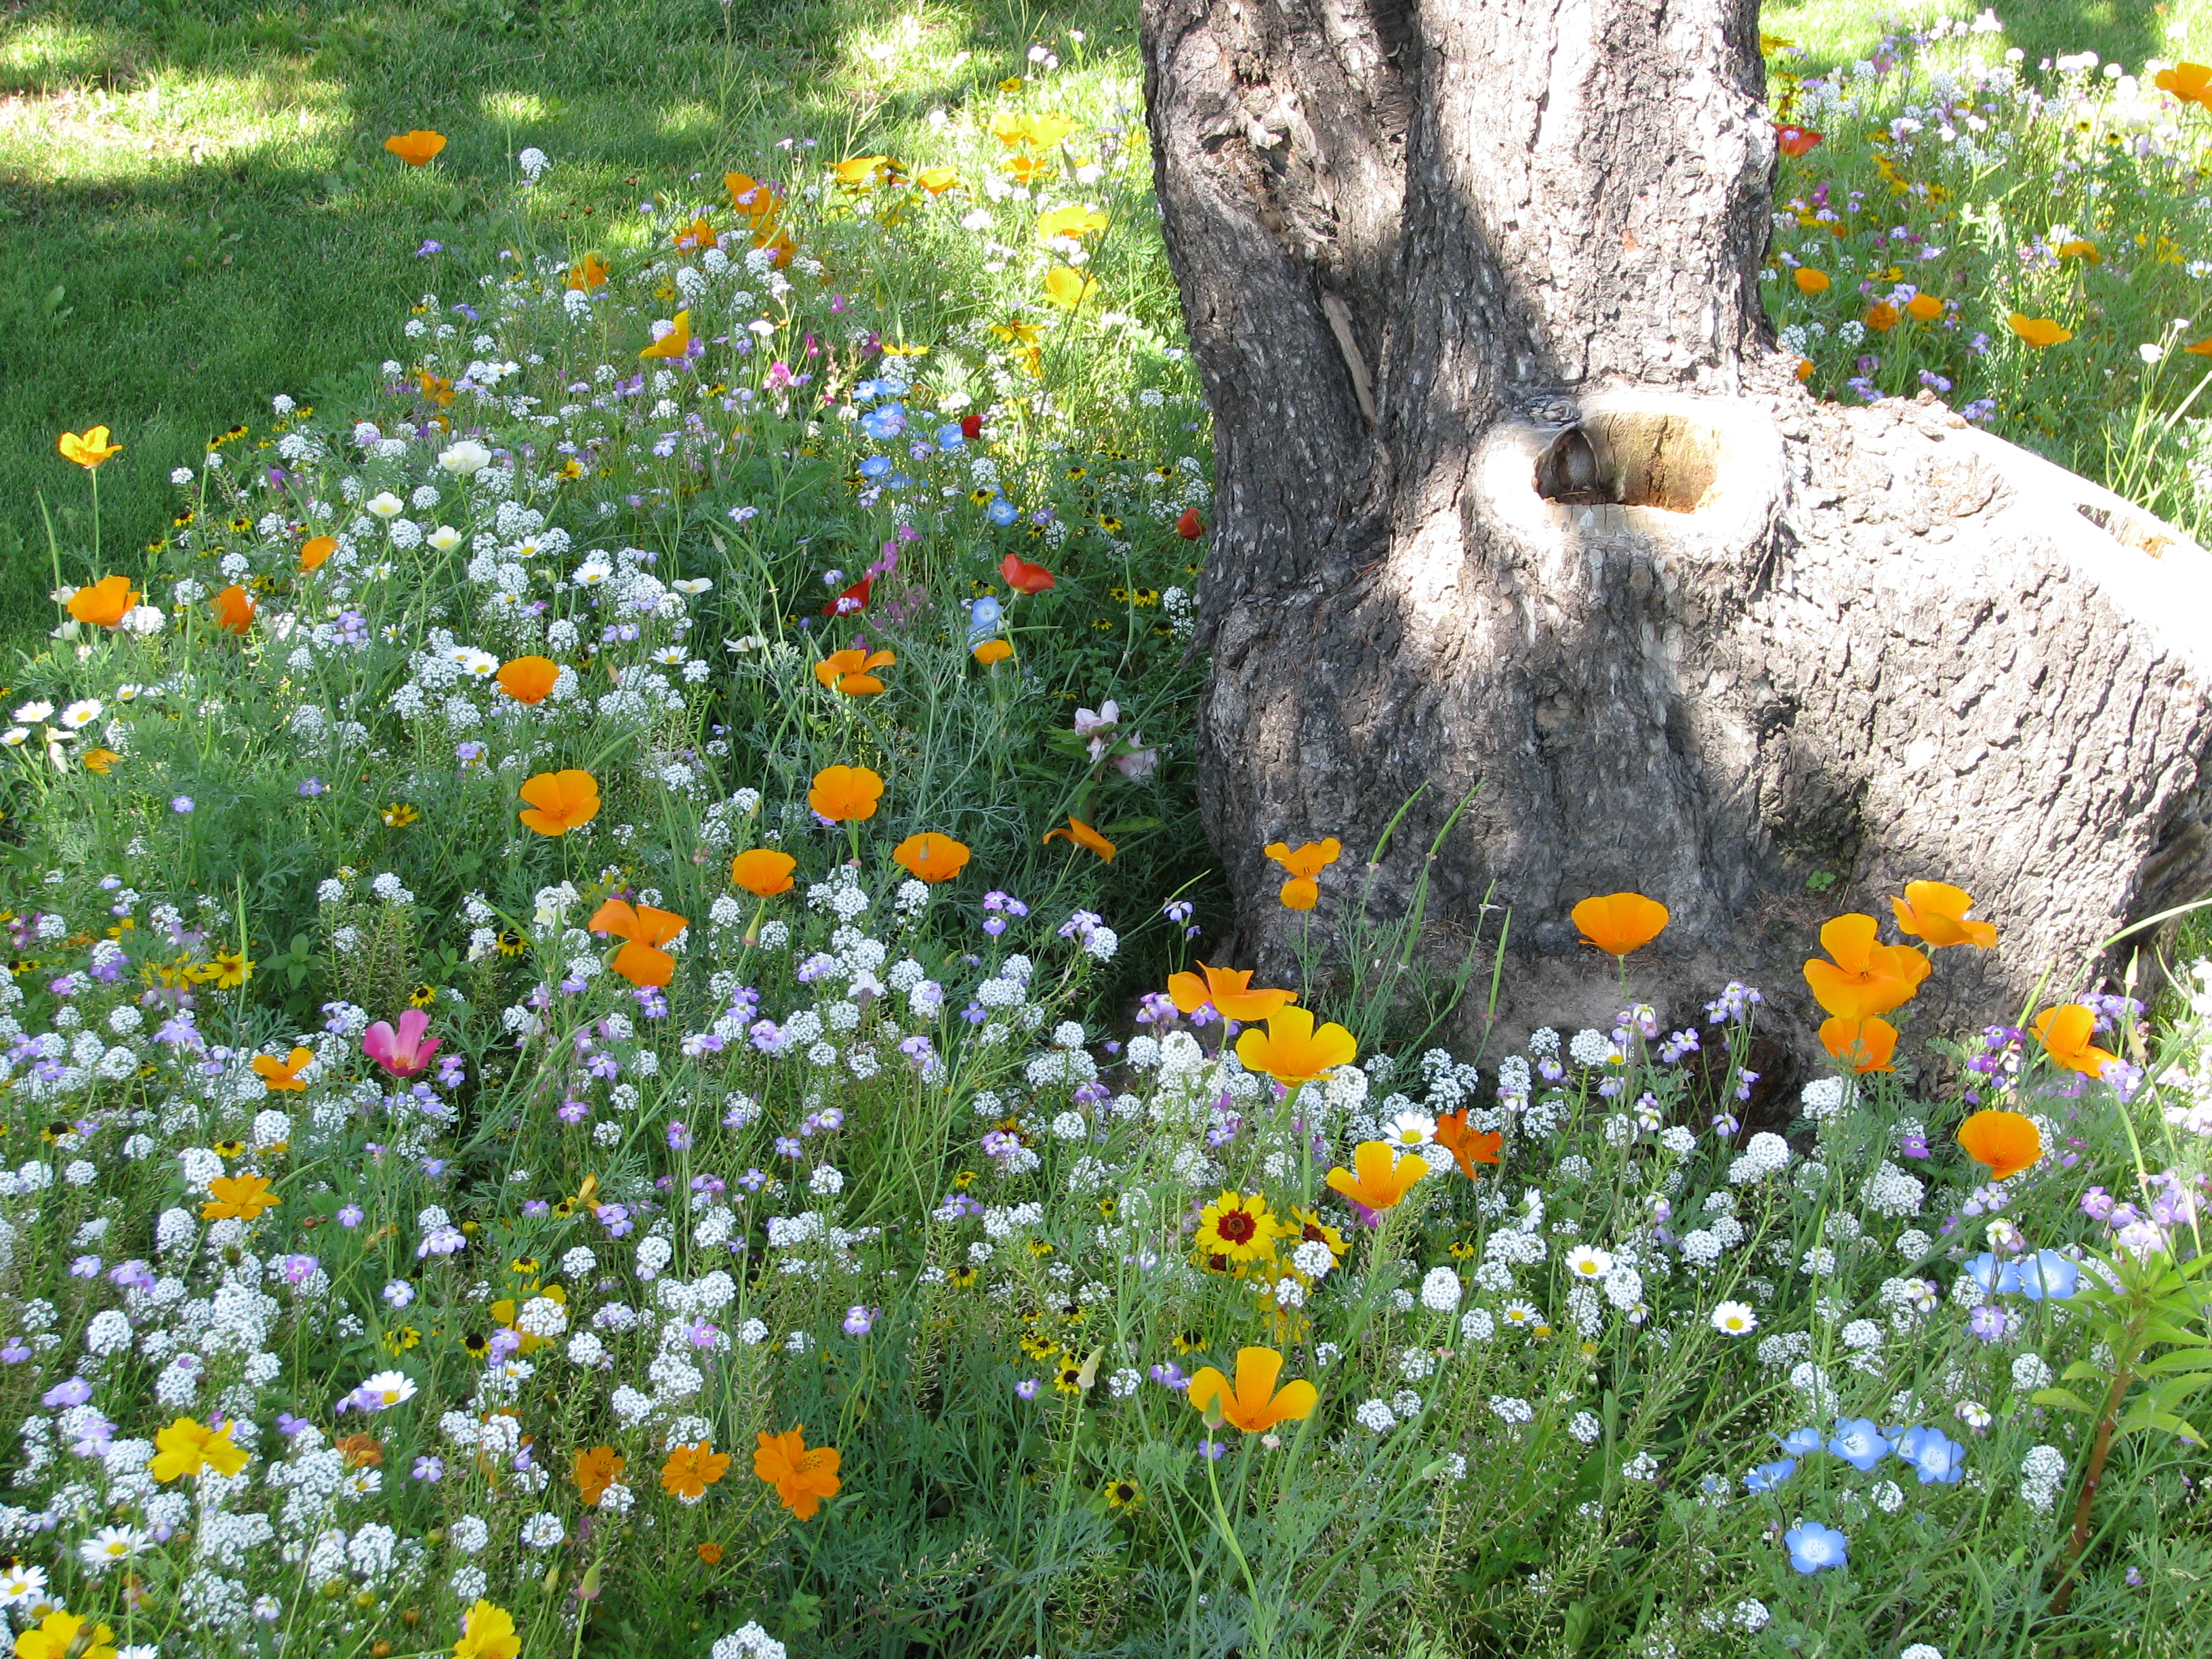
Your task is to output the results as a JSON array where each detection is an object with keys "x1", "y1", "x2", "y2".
[{"x1": 150, "y1": 1416, "x2": 250, "y2": 1482}]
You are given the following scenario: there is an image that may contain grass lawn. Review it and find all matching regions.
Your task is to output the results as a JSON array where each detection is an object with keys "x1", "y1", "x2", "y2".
[{"x1": 0, "y1": 0, "x2": 2205, "y2": 645}]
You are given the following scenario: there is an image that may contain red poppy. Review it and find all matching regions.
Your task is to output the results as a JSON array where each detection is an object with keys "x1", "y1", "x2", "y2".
[
  {"x1": 1774, "y1": 124, "x2": 1824, "y2": 157},
  {"x1": 1000, "y1": 554, "x2": 1054, "y2": 594},
  {"x1": 821, "y1": 575, "x2": 871, "y2": 617},
  {"x1": 960, "y1": 413, "x2": 983, "y2": 440},
  {"x1": 1175, "y1": 508, "x2": 1205, "y2": 539}
]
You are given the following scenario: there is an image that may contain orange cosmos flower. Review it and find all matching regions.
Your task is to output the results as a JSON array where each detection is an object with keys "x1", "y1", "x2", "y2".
[
  {"x1": 673, "y1": 216, "x2": 718, "y2": 251},
  {"x1": 210, "y1": 584, "x2": 255, "y2": 634},
  {"x1": 1774, "y1": 123, "x2": 1824, "y2": 157},
  {"x1": 809, "y1": 764, "x2": 884, "y2": 822},
  {"x1": 384, "y1": 129, "x2": 447, "y2": 166},
  {"x1": 1264, "y1": 838, "x2": 1341, "y2": 910},
  {"x1": 1571, "y1": 893, "x2": 1670, "y2": 957},
  {"x1": 1905, "y1": 293, "x2": 1944, "y2": 321},
  {"x1": 517, "y1": 769, "x2": 600, "y2": 836},
  {"x1": 588, "y1": 900, "x2": 688, "y2": 987},
  {"x1": 1043, "y1": 816, "x2": 1115, "y2": 861},
  {"x1": 1820, "y1": 1015, "x2": 1898, "y2": 1073},
  {"x1": 495, "y1": 655, "x2": 560, "y2": 705},
  {"x1": 754, "y1": 1427, "x2": 842, "y2": 1520},
  {"x1": 58, "y1": 426, "x2": 123, "y2": 469},
  {"x1": 1433, "y1": 1110, "x2": 1503, "y2": 1179},
  {"x1": 572, "y1": 1445, "x2": 626, "y2": 1507},
  {"x1": 1000, "y1": 553, "x2": 1055, "y2": 594},
  {"x1": 299, "y1": 535, "x2": 337, "y2": 571},
  {"x1": 2031, "y1": 1004, "x2": 2115, "y2": 1078},
  {"x1": 1890, "y1": 881, "x2": 1996, "y2": 949},
  {"x1": 1325, "y1": 1141, "x2": 1427, "y2": 1213},
  {"x1": 1803, "y1": 914, "x2": 1929, "y2": 1020},
  {"x1": 731, "y1": 848, "x2": 797, "y2": 897},
  {"x1": 201, "y1": 1172, "x2": 280, "y2": 1221},
  {"x1": 1793, "y1": 268, "x2": 1830, "y2": 294},
  {"x1": 2007, "y1": 313, "x2": 2072, "y2": 348},
  {"x1": 67, "y1": 575, "x2": 139, "y2": 629},
  {"x1": 1166, "y1": 962, "x2": 1297, "y2": 1023},
  {"x1": 973, "y1": 639, "x2": 1015, "y2": 665},
  {"x1": 1235, "y1": 1005, "x2": 1357, "y2": 1084},
  {"x1": 697, "y1": 1542, "x2": 725, "y2": 1564},
  {"x1": 640, "y1": 310, "x2": 693, "y2": 361},
  {"x1": 893, "y1": 832, "x2": 971, "y2": 883},
  {"x1": 2156, "y1": 62, "x2": 2212, "y2": 104},
  {"x1": 1957, "y1": 1107, "x2": 2043, "y2": 1181},
  {"x1": 659, "y1": 1441, "x2": 731, "y2": 1502},
  {"x1": 1186, "y1": 1346, "x2": 1317, "y2": 1434},
  {"x1": 1043, "y1": 266, "x2": 1097, "y2": 310},
  {"x1": 815, "y1": 647, "x2": 896, "y2": 695},
  {"x1": 567, "y1": 253, "x2": 609, "y2": 291},
  {"x1": 251, "y1": 1047, "x2": 313, "y2": 1092}
]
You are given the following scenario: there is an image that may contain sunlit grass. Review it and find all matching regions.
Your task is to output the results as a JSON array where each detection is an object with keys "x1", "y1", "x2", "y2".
[{"x1": 0, "y1": 65, "x2": 346, "y2": 182}]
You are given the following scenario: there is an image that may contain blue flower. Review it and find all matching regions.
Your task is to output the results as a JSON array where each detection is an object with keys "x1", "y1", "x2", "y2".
[
  {"x1": 853, "y1": 377, "x2": 891, "y2": 400},
  {"x1": 1893, "y1": 1426, "x2": 1967, "y2": 1485},
  {"x1": 2016, "y1": 1249, "x2": 2078, "y2": 1300},
  {"x1": 966, "y1": 594, "x2": 1003, "y2": 644},
  {"x1": 1776, "y1": 1426, "x2": 1824, "y2": 1458},
  {"x1": 859, "y1": 403, "x2": 907, "y2": 441},
  {"x1": 1965, "y1": 1252, "x2": 2022, "y2": 1296},
  {"x1": 1784, "y1": 1520, "x2": 1849, "y2": 1574},
  {"x1": 1744, "y1": 1457, "x2": 1797, "y2": 1493},
  {"x1": 887, "y1": 472, "x2": 914, "y2": 491},
  {"x1": 858, "y1": 455, "x2": 893, "y2": 479},
  {"x1": 937, "y1": 423, "x2": 967, "y2": 449},
  {"x1": 987, "y1": 499, "x2": 1019, "y2": 527},
  {"x1": 1827, "y1": 1417, "x2": 1891, "y2": 1472}
]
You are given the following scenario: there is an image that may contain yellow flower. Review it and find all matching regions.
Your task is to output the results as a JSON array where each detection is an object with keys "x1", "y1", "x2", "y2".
[
  {"x1": 1036, "y1": 203, "x2": 1109, "y2": 244},
  {"x1": 1042, "y1": 266, "x2": 1097, "y2": 310},
  {"x1": 15, "y1": 1611, "x2": 117, "y2": 1659},
  {"x1": 1324, "y1": 1141, "x2": 1428, "y2": 1214},
  {"x1": 1194, "y1": 1190, "x2": 1281, "y2": 1266},
  {"x1": 201, "y1": 1172, "x2": 280, "y2": 1221},
  {"x1": 2007, "y1": 312, "x2": 2072, "y2": 348},
  {"x1": 150, "y1": 1416, "x2": 250, "y2": 1482},
  {"x1": 58, "y1": 426, "x2": 123, "y2": 470},
  {"x1": 1187, "y1": 1346, "x2": 1317, "y2": 1433},
  {"x1": 453, "y1": 1599, "x2": 521, "y2": 1659},
  {"x1": 1234, "y1": 1005, "x2": 1357, "y2": 1084}
]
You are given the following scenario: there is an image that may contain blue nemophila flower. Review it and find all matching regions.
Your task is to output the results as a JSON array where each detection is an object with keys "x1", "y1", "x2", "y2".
[
  {"x1": 1892, "y1": 1426, "x2": 1968, "y2": 1485},
  {"x1": 1828, "y1": 1418, "x2": 1891, "y2": 1471},
  {"x1": 1964, "y1": 1252, "x2": 2020, "y2": 1295},
  {"x1": 2015, "y1": 1249, "x2": 2080, "y2": 1300},
  {"x1": 859, "y1": 455, "x2": 893, "y2": 479},
  {"x1": 1785, "y1": 1521, "x2": 1849, "y2": 1574},
  {"x1": 987, "y1": 498, "x2": 1019, "y2": 526},
  {"x1": 966, "y1": 594, "x2": 1002, "y2": 644},
  {"x1": 1777, "y1": 1426, "x2": 1824, "y2": 1457},
  {"x1": 937, "y1": 422, "x2": 966, "y2": 449},
  {"x1": 859, "y1": 402, "x2": 907, "y2": 441},
  {"x1": 1744, "y1": 1458, "x2": 1797, "y2": 1493}
]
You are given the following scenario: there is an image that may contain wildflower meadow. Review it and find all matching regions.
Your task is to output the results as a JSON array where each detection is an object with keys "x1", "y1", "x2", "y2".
[{"x1": 5, "y1": 4, "x2": 2212, "y2": 1656}]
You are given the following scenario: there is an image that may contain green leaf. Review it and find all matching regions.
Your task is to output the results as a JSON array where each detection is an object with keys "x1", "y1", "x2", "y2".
[
  {"x1": 2032, "y1": 1387, "x2": 2099, "y2": 1415},
  {"x1": 2140, "y1": 1347, "x2": 2212, "y2": 1376},
  {"x1": 2061, "y1": 1359, "x2": 2108, "y2": 1384}
]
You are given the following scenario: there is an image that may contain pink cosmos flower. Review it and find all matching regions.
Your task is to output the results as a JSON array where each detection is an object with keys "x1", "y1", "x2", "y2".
[{"x1": 363, "y1": 1008, "x2": 440, "y2": 1078}]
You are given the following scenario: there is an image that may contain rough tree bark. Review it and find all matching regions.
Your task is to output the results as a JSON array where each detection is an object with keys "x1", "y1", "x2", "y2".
[{"x1": 1139, "y1": 0, "x2": 2212, "y2": 1063}]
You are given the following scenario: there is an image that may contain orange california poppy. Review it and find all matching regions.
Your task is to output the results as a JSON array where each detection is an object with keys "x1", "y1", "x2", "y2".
[
  {"x1": 2188, "y1": 337, "x2": 2212, "y2": 356},
  {"x1": 251, "y1": 1047, "x2": 314, "y2": 1092},
  {"x1": 1043, "y1": 816, "x2": 1115, "y2": 861},
  {"x1": 1235, "y1": 1005, "x2": 1358, "y2": 1084},
  {"x1": 673, "y1": 216, "x2": 718, "y2": 251},
  {"x1": 1803, "y1": 914, "x2": 1929, "y2": 1021},
  {"x1": 1433, "y1": 1110, "x2": 1503, "y2": 1179},
  {"x1": 1957, "y1": 1107, "x2": 2043, "y2": 1181},
  {"x1": 1265, "y1": 839, "x2": 1340, "y2": 909},
  {"x1": 572, "y1": 1446, "x2": 625, "y2": 1507},
  {"x1": 2007, "y1": 313, "x2": 2072, "y2": 348},
  {"x1": 731, "y1": 848, "x2": 798, "y2": 897},
  {"x1": 659, "y1": 1441, "x2": 731, "y2": 1503},
  {"x1": 81, "y1": 748, "x2": 120, "y2": 774},
  {"x1": 384, "y1": 130, "x2": 447, "y2": 166},
  {"x1": 808, "y1": 764, "x2": 884, "y2": 823},
  {"x1": 58, "y1": 426, "x2": 123, "y2": 469},
  {"x1": 893, "y1": 832, "x2": 971, "y2": 883},
  {"x1": 1890, "y1": 881, "x2": 1996, "y2": 949},
  {"x1": 567, "y1": 253, "x2": 609, "y2": 291},
  {"x1": 1774, "y1": 123, "x2": 1824, "y2": 157},
  {"x1": 724, "y1": 173, "x2": 782, "y2": 220},
  {"x1": 517, "y1": 769, "x2": 600, "y2": 836},
  {"x1": 753, "y1": 228, "x2": 795, "y2": 268},
  {"x1": 1571, "y1": 893, "x2": 1669, "y2": 957},
  {"x1": 587, "y1": 899, "x2": 688, "y2": 987},
  {"x1": 1036, "y1": 203, "x2": 1109, "y2": 244},
  {"x1": 1186, "y1": 1346, "x2": 1317, "y2": 1434},
  {"x1": 973, "y1": 639, "x2": 1014, "y2": 665},
  {"x1": 1000, "y1": 553, "x2": 1055, "y2": 594},
  {"x1": 300, "y1": 535, "x2": 337, "y2": 571},
  {"x1": 915, "y1": 165, "x2": 962, "y2": 194},
  {"x1": 2052, "y1": 239, "x2": 2097, "y2": 264},
  {"x1": 1004, "y1": 155, "x2": 1052, "y2": 184},
  {"x1": 1324, "y1": 1141, "x2": 1427, "y2": 1213},
  {"x1": 211, "y1": 585, "x2": 255, "y2": 634},
  {"x1": 753, "y1": 1427, "x2": 841, "y2": 1520},
  {"x1": 1820, "y1": 1015, "x2": 1898, "y2": 1074},
  {"x1": 1793, "y1": 268, "x2": 1830, "y2": 295},
  {"x1": 1865, "y1": 302, "x2": 1900, "y2": 333},
  {"x1": 832, "y1": 153, "x2": 896, "y2": 186},
  {"x1": 201, "y1": 1172, "x2": 280, "y2": 1221},
  {"x1": 2156, "y1": 62, "x2": 2212, "y2": 104},
  {"x1": 1905, "y1": 293, "x2": 1944, "y2": 322},
  {"x1": 815, "y1": 647, "x2": 896, "y2": 695},
  {"x1": 2030, "y1": 1004, "x2": 2115, "y2": 1078},
  {"x1": 67, "y1": 575, "x2": 139, "y2": 630},
  {"x1": 640, "y1": 310, "x2": 693, "y2": 361},
  {"x1": 1166, "y1": 962, "x2": 1297, "y2": 1023},
  {"x1": 697, "y1": 1542, "x2": 725, "y2": 1564},
  {"x1": 1043, "y1": 266, "x2": 1097, "y2": 310},
  {"x1": 495, "y1": 656, "x2": 560, "y2": 705}
]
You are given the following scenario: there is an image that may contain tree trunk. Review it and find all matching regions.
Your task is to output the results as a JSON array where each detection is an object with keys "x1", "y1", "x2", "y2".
[{"x1": 1141, "y1": 0, "x2": 2212, "y2": 1064}]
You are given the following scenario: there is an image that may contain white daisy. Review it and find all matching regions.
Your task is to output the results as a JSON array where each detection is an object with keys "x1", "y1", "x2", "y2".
[
  {"x1": 359, "y1": 1369, "x2": 417, "y2": 1409},
  {"x1": 364, "y1": 492, "x2": 405, "y2": 519},
  {"x1": 77, "y1": 1525, "x2": 150, "y2": 1574},
  {"x1": 1564, "y1": 1245, "x2": 1614, "y2": 1280},
  {"x1": 58, "y1": 699, "x2": 103, "y2": 730},
  {"x1": 427, "y1": 525, "x2": 462, "y2": 551},
  {"x1": 12, "y1": 701, "x2": 52, "y2": 723},
  {"x1": 1383, "y1": 1111, "x2": 1437, "y2": 1149},
  {"x1": 1709, "y1": 1300, "x2": 1758, "y2": 1336}
]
